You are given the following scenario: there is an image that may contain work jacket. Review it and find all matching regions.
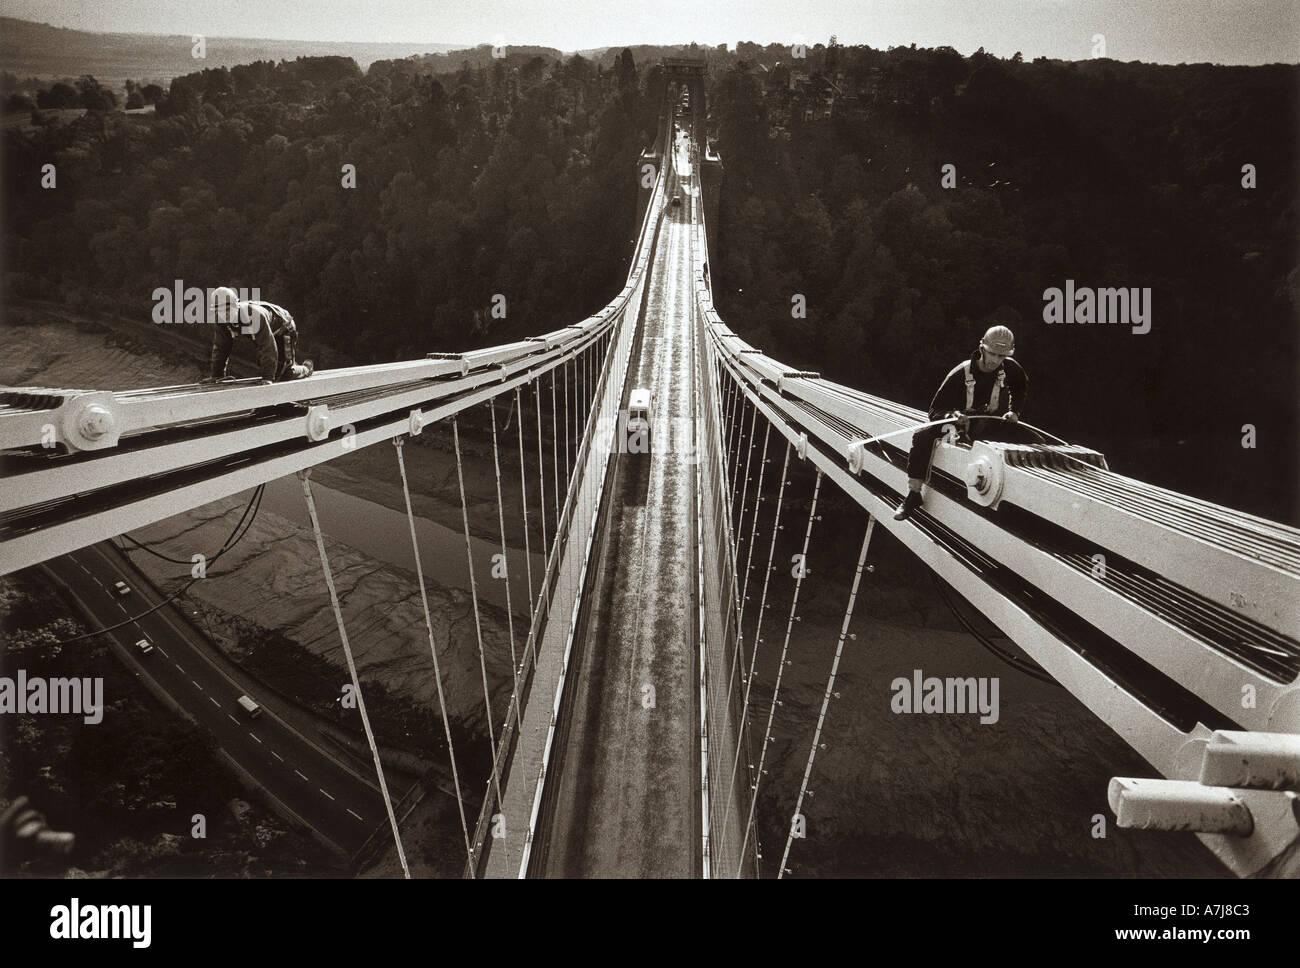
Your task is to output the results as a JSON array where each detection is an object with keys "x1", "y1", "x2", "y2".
[
  {"x1": 209, "y1": 302, "x2": 296, "y2": 382},
  {"x1": 927, "y1": 351, "x2": 1028, "y2": 421}
]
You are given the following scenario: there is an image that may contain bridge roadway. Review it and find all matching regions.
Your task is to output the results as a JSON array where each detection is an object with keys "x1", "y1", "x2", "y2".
[{"x1": 535, "y1": 187, "x2": 701, "y2": 876}]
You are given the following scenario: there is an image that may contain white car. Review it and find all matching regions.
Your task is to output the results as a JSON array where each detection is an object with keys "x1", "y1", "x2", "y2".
[
  {"x1": 113, "y1": 581, "x2": 130, "y2": 596},
  {"x1": 627, "y1": 388, "x2": 653, "y2": 454},
  {"x1": 134, "y1": 638, "x2": 154, "y2": 656}
]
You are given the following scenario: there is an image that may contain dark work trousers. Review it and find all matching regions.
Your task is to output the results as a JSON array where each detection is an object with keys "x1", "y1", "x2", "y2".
[
  {"x1": 275, "y1": 320, "x2": 301, "y2": 381},
  {"x1": 905, "y1": 415, "x2": 1037, "y2": 482}
]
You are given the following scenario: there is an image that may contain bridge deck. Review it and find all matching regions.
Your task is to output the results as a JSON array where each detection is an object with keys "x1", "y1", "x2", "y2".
[{"x1": 539, "y1": 202, "x2": 701, "y2": 876}]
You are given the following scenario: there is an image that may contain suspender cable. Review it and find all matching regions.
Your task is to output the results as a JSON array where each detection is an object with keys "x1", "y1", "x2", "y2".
[
  {"x1": 452, "y1": 417, "x2": 509, "y2": 869},
  {"x1": 720, "y1": 438, "x2": 791, "y2": 852},
  {"x1": 551, "y1": 368, "x2": 560, "y2": 537},
  {"x1": 299, "y1": 469, "x2": 410, "y2": 879},
  {"x1": 535, "y1": 381, "x2": 550, "y2": 568},
  {"x1": 489, "y1": 398, "x2": 521, "y2": 710},
  {"x1": 736, "y1": 421, "x2": 772, "y2": 641},
  {"x1": 727, "y1": 418, "x2": 771, "y2": 706},
  {"x1": 722, "y1": 373, "x2": 740, "y2": 474},
  {"x1": 738, "y1": 468, "x2": 823, "y2": 877},
  {"x1": 515, "y1": 387, "x2": 537, "y2": 666},
  {"x1": 733, "y1": 403, "x2": 761, "y2": 570},
  {"x1": 777, "y1": 516, "x2": 876, "y2": 879},
  {"x1": 730, "y1": 398, "x2": 755, "y2": 528},
  {"x1": 563, "y1": 359, "x2": 571, "y2": 498},
  {"x1": 392, "y1": 438, "x2": 473, "y2": 870}
]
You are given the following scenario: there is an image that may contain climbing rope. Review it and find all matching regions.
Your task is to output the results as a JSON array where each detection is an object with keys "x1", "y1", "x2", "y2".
[
  {"x1": 738, "y1": 468, "x2": 823, "y2": 876},
  {"x1": 392, "y1": 437, "x2": 473, "y2": 871},
  {"x1": 451, "y1": 417, "x2": 509, "y2": 869},
  {"x1": 299, "y1": 469, "x2": 410, "y2": 879},
  {"x1": 778, "y1": 516, "x2": 876, "y2": 878}
]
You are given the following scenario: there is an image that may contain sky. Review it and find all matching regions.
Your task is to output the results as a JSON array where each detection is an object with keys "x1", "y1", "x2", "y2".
[{"x1": 3, "y1": 0, "x2": 1297, "y2": 64}]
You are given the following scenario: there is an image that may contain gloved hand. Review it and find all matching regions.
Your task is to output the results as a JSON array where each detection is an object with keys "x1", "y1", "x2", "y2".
[
  {"x1": 953, "y1": 412, "x2": 970, "y2": 433},
  {"x1": 1004, "y1": 411, "x2": 1019, "y2": 424}
]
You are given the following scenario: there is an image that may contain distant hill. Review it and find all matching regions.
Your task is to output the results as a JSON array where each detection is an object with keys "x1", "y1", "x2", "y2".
[{"x1": 0, "y1": 16, "x2": 463, "y2": 92}]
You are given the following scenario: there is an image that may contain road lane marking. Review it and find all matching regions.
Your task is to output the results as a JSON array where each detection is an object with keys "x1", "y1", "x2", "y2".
[
  {"x1": 174, "y1": 663, "x2": 185, "y2": 673},
  {"x1": 271, "y1": 751, "x2": 284, "y2": 762},
  {"x1": 191, "y1": 680, "x2": 202, "y2": 691},
  {"x1": 319, "y1": 789, "x2": 335, "y2": 801},
  {"x1": 227, "y1": 714, "x2": 240, "y2": 725},
  {"x1": 156, "y1": 647, "x2": 168, "y2": 658},
  {"x1": 294, "y1": 770, "x2": 310, "y2": 782},
  {"x1": 209, "y1": 697, "x2": 220, "y2": 707},
  {"x1": 347, "y1": 808, "x2": 365, "y2": 821},
  {"x1": 250, "y1": 734, "x2": 262, "y2": 743}
]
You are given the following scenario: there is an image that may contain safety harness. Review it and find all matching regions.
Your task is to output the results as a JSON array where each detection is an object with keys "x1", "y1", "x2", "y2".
[
  {"x1": 963, "y1": 360, "x2": 1006, "y2": 413},
  {"x1": 225, "y1": 302, "x2": 292, "y2": 339}
]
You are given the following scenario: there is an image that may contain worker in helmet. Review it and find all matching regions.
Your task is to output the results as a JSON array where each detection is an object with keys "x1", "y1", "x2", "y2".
[
  {"x1": 204, "y1": 286, "x2": 313, "y2": 384},
  {"x1": 894, "y1": 325, "x2": 1028, "y2": 521}
]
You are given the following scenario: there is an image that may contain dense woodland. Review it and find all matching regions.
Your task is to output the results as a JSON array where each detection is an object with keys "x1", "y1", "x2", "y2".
[
  {"x1": 3, "y1": 49, "x2": 655, "y2": 366},
  {"x1": 3, "y1": 42, "x2": 1297, "y2": 519},
  {"x1": 706, "y1": 45, "x2": 1298, "y2": 521}
]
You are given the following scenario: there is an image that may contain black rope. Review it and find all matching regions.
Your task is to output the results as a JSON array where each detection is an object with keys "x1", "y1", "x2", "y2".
[
  {"x1": 57, "y1": 485, "x2": 265, "y2": 644},
  {"x1": 930, "y1": 572, "x2": 1059, "y2": 686}
]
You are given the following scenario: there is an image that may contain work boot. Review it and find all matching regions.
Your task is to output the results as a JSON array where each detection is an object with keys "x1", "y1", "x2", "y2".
[{"x1": 893, "y1": 491, "x2": 923, "y2": 521}]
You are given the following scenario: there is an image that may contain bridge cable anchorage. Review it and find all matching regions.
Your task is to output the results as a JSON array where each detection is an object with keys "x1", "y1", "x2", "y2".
[
  {"x1": 778, "y1": 516, "x2": 877, "y2": 879},
  {"x1": 452, "y1": 417, "x2": 509, "y2": 871},
  {"x1": 392, "y1": 437, "x2": 474, "y2": 870},
  {"x1": 489, "y1": 399, "x2": 521, "y2": 705},
  {"x1": 534, "y1": 381, "x2": 549, "y2": 573},
  {"x1": 298, "y1": 469, "x2": 410, "y2": 879},
  {"x1": 739, "y1": 469, "x2": 824, "y2": 876},
  {"x1": 515, "y1": 387, "x2": 538, "y2": 668},
  {"x1": 720, "y1": 438, "x2": 792, "y2": 855}
]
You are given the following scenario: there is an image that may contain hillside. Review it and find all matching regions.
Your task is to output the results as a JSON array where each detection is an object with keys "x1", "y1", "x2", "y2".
[{"x1": 1, "y1": 16, "x2": 461, "y2": 92}]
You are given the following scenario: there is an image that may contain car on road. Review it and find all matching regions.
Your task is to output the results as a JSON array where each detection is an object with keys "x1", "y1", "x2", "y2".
[
  {"x1": 134, "y1": 638, "x2": 154, "y2": 656},
  {"x1": 671, "y1": 193, "x2": 682, "y2": 207},
  {"x1": 113, "y1": 580, "x2": 130, "y2": 596},
  {"x1": 236, "y1": 695, "x2": 262, "y2": 719},
  {"x1": 627, "y1": 387, "x2": 653, "y2": 454}
]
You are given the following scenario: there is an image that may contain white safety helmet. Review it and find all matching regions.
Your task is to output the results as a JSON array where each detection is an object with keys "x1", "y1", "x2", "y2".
[
  {"x1": 980, "y1": 325, "x2": 1015, "y2": 357},
  {"x1": 208, "y1": 286, "x2": 241, "y2": 326}
]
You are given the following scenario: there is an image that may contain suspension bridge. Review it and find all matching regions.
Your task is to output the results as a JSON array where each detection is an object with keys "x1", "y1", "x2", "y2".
[{"x1": 2, "y1": 64, "x2": 1298, "y2": 878}]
